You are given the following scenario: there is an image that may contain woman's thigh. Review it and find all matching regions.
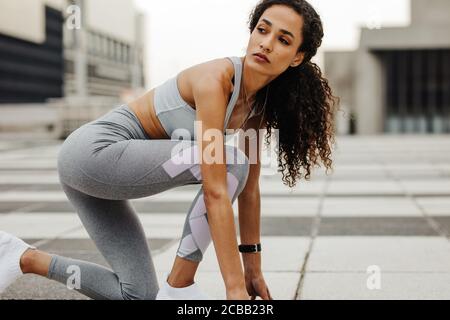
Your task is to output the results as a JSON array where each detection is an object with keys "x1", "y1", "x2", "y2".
[
  {"x1": 58, "y1": 130, "x2": 198, "y2": 199},
  {"x1": 57, "y1": 103, "x2": 249, "y2": 200}
]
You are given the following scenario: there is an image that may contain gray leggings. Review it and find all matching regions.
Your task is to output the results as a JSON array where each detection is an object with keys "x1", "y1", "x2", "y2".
[{"x1": 49, "y1": 104, "x2": 250, "y2": 300}]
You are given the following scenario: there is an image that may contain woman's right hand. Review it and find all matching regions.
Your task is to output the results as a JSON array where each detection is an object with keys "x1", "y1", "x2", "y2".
[{"x1": 226, "y1": 287, "x2": 251, "y2": 300}]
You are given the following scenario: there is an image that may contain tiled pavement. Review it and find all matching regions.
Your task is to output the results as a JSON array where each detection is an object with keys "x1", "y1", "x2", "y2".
[{"x1": 0, "y1": 135, "x2": 450, "y2": 299}]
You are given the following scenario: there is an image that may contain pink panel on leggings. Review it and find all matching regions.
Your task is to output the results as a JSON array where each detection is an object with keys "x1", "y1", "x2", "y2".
[
  {"x1": 190, "y1": 194, "x2": 206, "y2": 219},
  {"x1": 186, "y1": 172, "x2": 240, "y2": 254},
  {"x1": 190, "y1": 215, "x2": 211, "y2": 254},
  {"x1": 189, "y1": 164, "x2": 202, "y2": 181},
  {"x1": 161, "y1": 145, "x2": 199, "y2": 178},
  {"x1": 226, "y1": 172, "x2": 239, "y2": 198},
  {"x1": 178, "y1": 234, "x2": 198, "y2": 257},
  {"x1": 188, "y1": 172, "x2": 239, "y2": 220}
]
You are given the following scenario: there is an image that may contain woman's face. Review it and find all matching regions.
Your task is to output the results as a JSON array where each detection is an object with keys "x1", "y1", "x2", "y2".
[{"x1": 247, "y1": 4, "x2": 305, "y2": 75}]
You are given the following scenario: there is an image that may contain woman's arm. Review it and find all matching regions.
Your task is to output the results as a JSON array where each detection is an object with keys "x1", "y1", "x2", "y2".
[
  {"x1": 193, "y1": 72, "x2": 248, "y2": 299},
  {"x1": 238, "y1": 187, "x2": 262, "y2": 273},
  {"x1": 237, "y1": 116, "x2": 263, "y2": 273},
  {"x1": 237, "y1": 116, "x2": 273, "y2": 299}
]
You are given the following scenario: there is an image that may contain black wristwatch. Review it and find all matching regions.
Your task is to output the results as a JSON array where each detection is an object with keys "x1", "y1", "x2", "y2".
[{"x1": 238, "y1": 243, "x2": 261, "y2": 253}]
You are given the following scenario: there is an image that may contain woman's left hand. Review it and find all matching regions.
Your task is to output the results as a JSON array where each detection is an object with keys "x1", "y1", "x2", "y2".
[{"x1": 244, "y1": 271, "x2": 273, "y2": 300}]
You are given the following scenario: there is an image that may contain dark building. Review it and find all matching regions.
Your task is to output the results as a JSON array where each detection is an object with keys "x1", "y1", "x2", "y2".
[
  {"x1": 324, "y1": 0, "x2": 450, "y2": 135},
  {"x1": 0, "y1": 0, "x2": 146, "y2": 104},
  {"x1": 0, "y1": 6, "x2": 64, "y2": 103}
]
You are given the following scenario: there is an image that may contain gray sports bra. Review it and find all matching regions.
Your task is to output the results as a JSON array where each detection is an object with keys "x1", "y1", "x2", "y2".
[{"x1": 153, "y1": 56, "x2": 260, "y2": 140}]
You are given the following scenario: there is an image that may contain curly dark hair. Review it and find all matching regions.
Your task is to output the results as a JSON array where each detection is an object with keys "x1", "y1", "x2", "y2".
[{"x1": 248, "y1": 0, "x2": 340, "y2": 188}]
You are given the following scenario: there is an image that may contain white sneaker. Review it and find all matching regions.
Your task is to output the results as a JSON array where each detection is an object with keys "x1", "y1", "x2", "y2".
[
  {"x1": 0, "y1": 231, "x2": 36, "y2": 293},
  {"x1": 156, "y1": 273, "x2": 212, "y2": 300}
]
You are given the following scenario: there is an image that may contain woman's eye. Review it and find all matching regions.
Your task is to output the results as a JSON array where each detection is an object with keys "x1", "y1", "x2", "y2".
[{"x1": 257, "y1": 28, "x2": 289, "y2": 45}]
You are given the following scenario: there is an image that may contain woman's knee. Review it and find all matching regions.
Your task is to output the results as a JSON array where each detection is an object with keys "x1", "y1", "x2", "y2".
[{"x1": 120, "y1": 280, "x2": 158, "y2": 300}]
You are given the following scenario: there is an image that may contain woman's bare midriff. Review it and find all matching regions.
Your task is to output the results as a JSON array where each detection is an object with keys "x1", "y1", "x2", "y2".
[
  {"x1": 128, "y1": 89, "x2": 170, "y2": 139},
  {"x1": 128, "y1": 68, "x2": 202, "y2": 140}
]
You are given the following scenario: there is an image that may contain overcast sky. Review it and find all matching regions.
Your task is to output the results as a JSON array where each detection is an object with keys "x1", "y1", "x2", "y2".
[{"x1": 134, "y1": 0, "x2": 410, "y2": 88}]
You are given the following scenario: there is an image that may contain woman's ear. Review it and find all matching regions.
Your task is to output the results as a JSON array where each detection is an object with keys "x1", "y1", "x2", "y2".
[{"x1": 290, "y1": 52, "x2": 305, "y2": 67}]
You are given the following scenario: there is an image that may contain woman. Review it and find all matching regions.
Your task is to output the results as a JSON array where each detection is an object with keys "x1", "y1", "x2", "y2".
[{"x1": 0, "y1": 0, "x2": 337, "y2": 300}]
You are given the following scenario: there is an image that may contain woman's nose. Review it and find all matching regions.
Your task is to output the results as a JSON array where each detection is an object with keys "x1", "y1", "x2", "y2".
[{"x1": 260, "y1": 38, "x2": 273, "y2": 53}]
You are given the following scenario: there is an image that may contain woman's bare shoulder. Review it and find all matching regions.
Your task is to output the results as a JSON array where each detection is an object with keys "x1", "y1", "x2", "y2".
[{"x1": 182, "y1": 57, "x2": 236, "y2": 94}]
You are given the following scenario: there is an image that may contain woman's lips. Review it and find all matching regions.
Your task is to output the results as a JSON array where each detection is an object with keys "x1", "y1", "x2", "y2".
[{"x1": 253, "y1": 53, "x2": 270, "y2": 63}]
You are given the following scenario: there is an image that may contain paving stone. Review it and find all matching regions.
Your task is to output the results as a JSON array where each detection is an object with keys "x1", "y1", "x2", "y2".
[
  {"x1": 307, "y1": 236, "x2": 450, "y2": 272},
  {"x1": 317, "y1": 217, "x2": 438, "y2": 236},
  {"x1": 300, "y1": 272, "x2": 450, "y2": 300}
]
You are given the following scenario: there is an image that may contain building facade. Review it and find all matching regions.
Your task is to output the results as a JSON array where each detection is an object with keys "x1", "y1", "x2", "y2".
[
  {"x1": 0, "y1": 1, "x2": 64, "y2": 103},
  {"x1": 325, "y1": 0, "x2": 450, "y2": 135},
  {"x1": 0, "y1": 0, "x2": 146, "y2": 103}
]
